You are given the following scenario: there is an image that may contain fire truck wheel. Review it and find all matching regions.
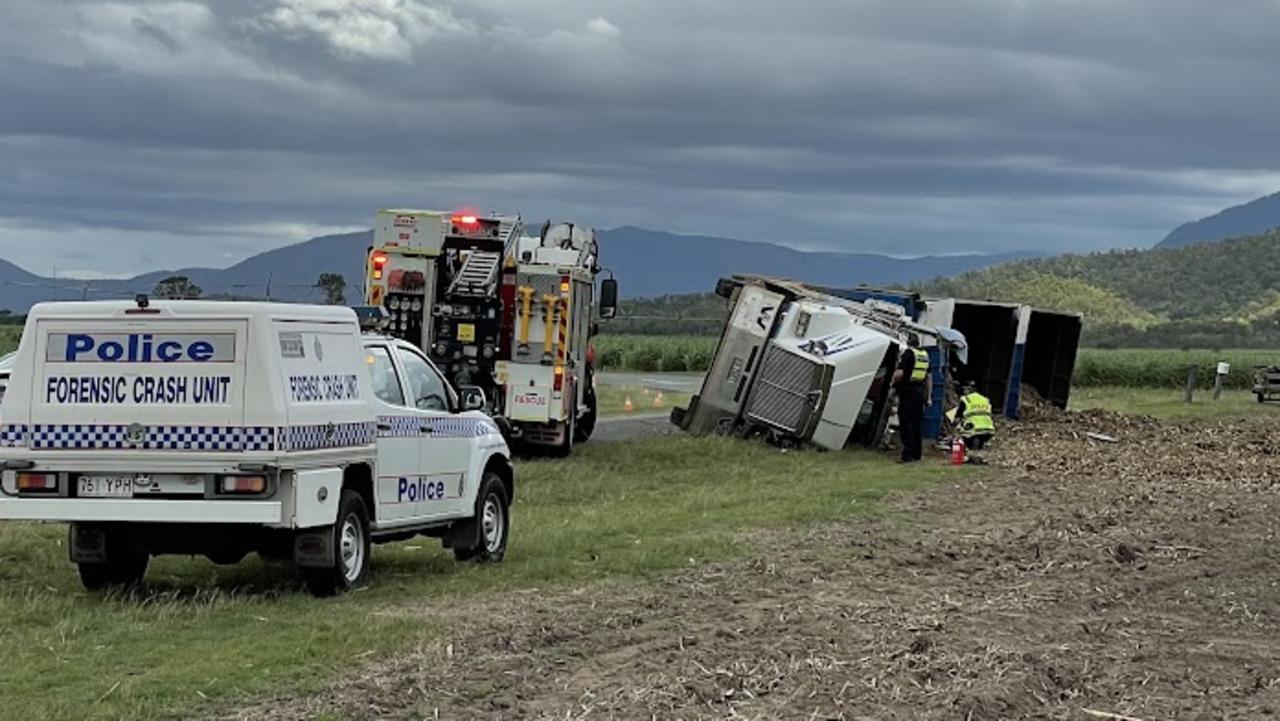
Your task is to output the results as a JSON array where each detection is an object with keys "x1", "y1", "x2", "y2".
[
  {"x1": 454, "y1": 473, "x2": 510, "y2": 563},
  {"x1": 574, "y1": 383, "x2": 597, "y2": 443}
]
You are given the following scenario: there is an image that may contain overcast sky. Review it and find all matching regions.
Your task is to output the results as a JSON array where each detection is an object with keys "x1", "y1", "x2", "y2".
[{"x1": 3, "y1": 0, "x2": 1280, "y2": 277}]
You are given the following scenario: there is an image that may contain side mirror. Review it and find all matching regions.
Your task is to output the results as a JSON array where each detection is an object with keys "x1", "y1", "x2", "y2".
[
  {"x1": 599, "y1": 278, "x2": 619, "y2": 320},
  {"x1": 457, "y1": 385, "x2": 487, "y2": 412}
]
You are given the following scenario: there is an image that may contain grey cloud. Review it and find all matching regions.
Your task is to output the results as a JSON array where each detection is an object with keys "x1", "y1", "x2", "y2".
[{"x1": 0, "y1": 0, "x2": 1278, "y2": 275}]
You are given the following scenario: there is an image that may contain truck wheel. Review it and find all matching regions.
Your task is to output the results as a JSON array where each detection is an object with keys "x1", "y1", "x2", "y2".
[
  {"x1": 574, "y1": 382, "x2": 598, "y2": 443},
  {"x1": 1258, "y1": 393, "x2": 1266, "y2": 404},
  {"x1": 303, "y1": 490, "x2": 372, "y2": 597},
  {"x1": 454, "y1": 473, "x2": 510, "y2": 563}
]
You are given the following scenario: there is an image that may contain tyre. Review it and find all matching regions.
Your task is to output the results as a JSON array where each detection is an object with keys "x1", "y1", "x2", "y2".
[
  {"x1": 303, "y1": 490, "x2": 372, "y2": 597},
  {"x1": 454, "y1": 473, "x2": 510, "y2": 563},
  {"x1": 574, "y1": 379, "x2": 597, "y2": 444},
  {"x1": 1258, "y1": 393, "x2": 1266, "y2": 404},
  {"x1": 74, "y1": 526, "x2": 149, "y2": 591},
  {"x1": 78, "y1": 554, "x2": 149, "y2": 591}
]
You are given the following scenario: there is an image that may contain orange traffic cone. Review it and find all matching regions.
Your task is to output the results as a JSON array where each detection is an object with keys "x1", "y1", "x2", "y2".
[
  {"x1": 653, "y1": 391, "x2": 664, "y2": 407},
  {"x1": 624, "y1": 396, "x2": 634, "y2": 413}
]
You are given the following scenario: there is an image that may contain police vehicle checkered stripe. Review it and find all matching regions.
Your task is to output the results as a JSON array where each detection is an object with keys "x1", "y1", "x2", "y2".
[
  {"x1": 283, "y1": 422, "x2": 377, "y2": 451},
  {"x1": 377, "y1": 415, "x2": 496, "y2": 439},
  {"x1": 23, "y1": 424, "x2": 277, "y2": 451},
  {"x1": 377, "y1": 415, "x2": 423, "y2": 438},
  {"x1": 0, "y1": 424, "x2": 28, "y2": 447}
]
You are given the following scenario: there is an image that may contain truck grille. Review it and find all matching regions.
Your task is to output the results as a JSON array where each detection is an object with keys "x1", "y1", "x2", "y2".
[{"x1": 745, "y1": 345, "x2": 823, "y2": 434}]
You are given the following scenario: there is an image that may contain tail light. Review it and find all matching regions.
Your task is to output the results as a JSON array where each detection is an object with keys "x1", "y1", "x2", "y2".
[
  {"x1": 371, "y1": 252, "x2": 389, "y2": 280},
  {"x1": 554, "y1": 364, "x2": 565, "y2": 392},
  {"x1": 560, "y1": 275, "x2": 571, "y2": 295},
  {"x1": 16, "y1": 473, "x2": 56, "y2": 492},
  {"x1": 220, "y1": 475, "x2": 267, "y2": 494}
]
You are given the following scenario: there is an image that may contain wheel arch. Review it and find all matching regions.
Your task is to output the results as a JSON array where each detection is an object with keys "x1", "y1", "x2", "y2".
[
  {"x1": 483, "y1": 453, "x2": 514, "y2": 504},
  {"x1": 342, "y1": 462, "x2": 376, "y2": 522}
]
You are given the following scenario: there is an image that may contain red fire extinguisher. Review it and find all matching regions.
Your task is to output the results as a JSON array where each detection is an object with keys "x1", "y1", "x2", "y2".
[{"x1": 950, "y1": 437, "x2": 967, "y2": 466}]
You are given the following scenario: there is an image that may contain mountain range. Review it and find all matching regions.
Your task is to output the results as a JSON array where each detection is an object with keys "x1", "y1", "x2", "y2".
[
  {"x1": 1159, "y1": 191, "x2": 1280, "y2": 248},
  {"x1": 0, "y1": 227, "x2": 1037, "y2": 312}
]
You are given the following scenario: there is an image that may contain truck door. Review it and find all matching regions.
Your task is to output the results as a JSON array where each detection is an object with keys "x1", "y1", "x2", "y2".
[
  {"x1": 366, "y1": 344, "x2": 427, "y2": 525},
  {"x1": 390, "y1": 345, "x2": 473, "y2": 521}
]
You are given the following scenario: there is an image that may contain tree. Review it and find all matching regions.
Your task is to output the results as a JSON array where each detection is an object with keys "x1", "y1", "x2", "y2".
[
  {"x1": 152, "y1": 276, "x2": 202, "y2": 300},
  {"x1": 317, "y1": 273, "x2": 347, "y2": 305}
]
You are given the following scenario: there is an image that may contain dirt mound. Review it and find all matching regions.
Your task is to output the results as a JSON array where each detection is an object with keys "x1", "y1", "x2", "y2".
[{"x1": 225, "y1": 410, "x2": 1280, "y2": 720}]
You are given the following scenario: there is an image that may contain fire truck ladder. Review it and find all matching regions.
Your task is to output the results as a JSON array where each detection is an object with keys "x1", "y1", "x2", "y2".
[{"x1": 447, "y1": 250, "x2": 503, "y2": 298}]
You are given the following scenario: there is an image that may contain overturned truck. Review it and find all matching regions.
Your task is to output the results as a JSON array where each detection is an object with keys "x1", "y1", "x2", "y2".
[
  {"x1": 672, "y1": 276, "x2": 1082, "y2": 450},
  {"x1": 670, "y1": 276, "x2": 943, "y2": 451}
]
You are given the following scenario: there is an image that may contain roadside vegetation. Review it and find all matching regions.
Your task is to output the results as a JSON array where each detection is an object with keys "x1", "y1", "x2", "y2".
[{"x1": 0, "y1": 436, "x2": 959, "y2": 721}]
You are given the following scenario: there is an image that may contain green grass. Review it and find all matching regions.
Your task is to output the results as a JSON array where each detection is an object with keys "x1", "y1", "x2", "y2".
[
  {"x1": 1070, "y1": 387, "x2": 1280, "y2": 420},
  {"x1": 595, "y1": 384, "x2": 692, "y2": 417},
  {"x1": 0, "y1": 436, "x2": 959, "y2": 720}
]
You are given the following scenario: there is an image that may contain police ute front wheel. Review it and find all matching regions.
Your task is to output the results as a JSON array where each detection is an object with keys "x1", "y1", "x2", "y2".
[
  {"x1": 454, "y1": 473, "x2": 509, "y2": 563},
  {"x1": 304, "y1": 490, "x2": 371, "y2": 597}
]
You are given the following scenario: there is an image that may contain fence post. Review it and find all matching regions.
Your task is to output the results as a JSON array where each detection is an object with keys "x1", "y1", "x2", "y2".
[
  {"x1": 1184, "y1": 366, "x2": 1198, "y2": 404},
  {"x1": 1213, "y1": 361, "x2": 1230, "y2": 402}
]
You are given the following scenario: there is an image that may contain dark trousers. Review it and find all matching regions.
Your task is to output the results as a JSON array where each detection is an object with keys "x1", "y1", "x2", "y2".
[
  {"x1": 899, "y1": 386, "x2": 925, "y2": 461},
  {"x1": 965, "y1": 433, "x2": 993, "y2": 451}
]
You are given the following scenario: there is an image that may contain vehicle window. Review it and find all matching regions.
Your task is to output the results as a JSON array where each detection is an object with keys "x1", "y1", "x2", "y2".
[
  {"x1": 396, "y1": 348, "x2": 450, "y2": 412},
  {"x1": 365, "y1": 346, "x2": 405, "y2": 406}
]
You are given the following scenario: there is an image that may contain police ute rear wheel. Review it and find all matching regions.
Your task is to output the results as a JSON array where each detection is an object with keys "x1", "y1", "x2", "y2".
[
  {"x1": 77, "y1": 553, "x2": 148, "y2": 592},
  {"x1": 304, "y1": 490, "x2": 371, "y2": 597},
  {"x1": 75, "y1": 525, "x2": 149, "y2": 592},
  {"x1": 454, "y1": 473, "x2": 509, "y2": 563}
]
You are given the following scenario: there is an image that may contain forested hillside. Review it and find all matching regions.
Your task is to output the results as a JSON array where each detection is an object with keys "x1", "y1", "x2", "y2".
[{"x1": 922, "y1": 231, "x2": 1280, "y2": 347}]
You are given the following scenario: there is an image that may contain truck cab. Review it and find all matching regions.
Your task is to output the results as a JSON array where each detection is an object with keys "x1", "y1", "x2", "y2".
[{"x1": 0, "y1": 300, "x2": 513, "y2": 596}]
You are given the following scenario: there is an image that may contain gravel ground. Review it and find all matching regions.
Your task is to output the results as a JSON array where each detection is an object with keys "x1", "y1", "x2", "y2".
[{"x1": 225, "y1": 408, "x2": 1280, "y2": 720}]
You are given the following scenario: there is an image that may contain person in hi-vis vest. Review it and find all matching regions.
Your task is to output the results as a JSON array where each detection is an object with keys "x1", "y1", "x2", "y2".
[
  {"x1": 891, "y1": 333, "x2": 931, "y2": 463},
  {"x1": 954, "y1": 380, "x2": 996, "y2": 451}
]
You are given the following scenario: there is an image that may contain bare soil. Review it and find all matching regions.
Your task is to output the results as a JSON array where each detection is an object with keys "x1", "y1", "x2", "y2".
[{"x1": 228, "y1": 410, "x2": 1280, "y2": 720}]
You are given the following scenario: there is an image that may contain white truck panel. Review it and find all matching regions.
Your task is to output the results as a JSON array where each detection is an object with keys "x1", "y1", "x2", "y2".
[
  {"x1": 499, "y1": 362, "x2": 560, "y2": 423},
  {"x1": 374, "y1": 209, "x2": 446, "y2": 253},
  {"x1": 292, "y1": 468, "x2": 343, "y2": 529}
]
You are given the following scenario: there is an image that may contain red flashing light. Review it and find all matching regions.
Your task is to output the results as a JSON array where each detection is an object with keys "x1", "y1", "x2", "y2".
[{"x1": 372, "y1": 252, "x2": 389, "y2": 281}]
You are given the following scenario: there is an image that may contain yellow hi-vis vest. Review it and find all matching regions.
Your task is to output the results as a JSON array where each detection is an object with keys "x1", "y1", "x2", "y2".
[
  {"x1": 961, "y1": 392, "x2": 995, "y2": 437},
  {"x1": 909, "y1": 348, "x2": 930, "y2": 383}
]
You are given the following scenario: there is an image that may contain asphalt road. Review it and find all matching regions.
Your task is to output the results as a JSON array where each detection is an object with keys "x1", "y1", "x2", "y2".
[{"x1": 592, "y1": 411, "x2": 681, "y2": 444}]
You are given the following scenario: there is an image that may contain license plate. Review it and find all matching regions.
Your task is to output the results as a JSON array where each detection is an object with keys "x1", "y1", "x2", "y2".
[{"x1": 78, "y1": 475, "x2": 134, "y2": 498}]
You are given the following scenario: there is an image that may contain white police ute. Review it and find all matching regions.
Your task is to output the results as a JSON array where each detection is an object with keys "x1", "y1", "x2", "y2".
[{"x1": 0, "y1": 299, "x2": 514, "y2": 596}]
